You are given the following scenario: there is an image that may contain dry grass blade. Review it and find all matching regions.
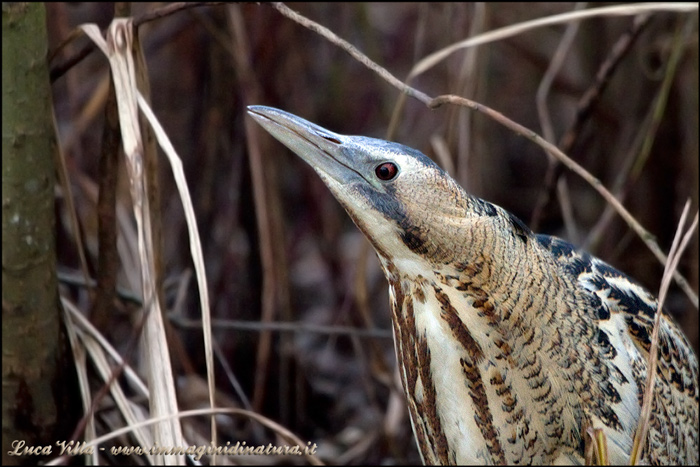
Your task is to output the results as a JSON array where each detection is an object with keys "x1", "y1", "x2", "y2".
[
  {"x1": 65, "y1": 299, "x2": 150, "y2": 396},
  {"x1": 629, "y1": 201, "x2": 699, "y2": 465},
  {"x1": 594, "y1": 428, "x2": 609, "y2": 466},
  {"x1": 62, "y1": 298, "x2": 157, "y2": 462},
  {"x1": 80, "y1": 19, "x2": 185, "y2": 463},
  {"x1": 60, "y1": 298, "x2": 98, "y2": 465},
  {"x1": 136, "y1": 91, "x2": 218, "y2": 450},
  {"x1": 584, "y1": 426, "x2": 610, "y2": 466}
]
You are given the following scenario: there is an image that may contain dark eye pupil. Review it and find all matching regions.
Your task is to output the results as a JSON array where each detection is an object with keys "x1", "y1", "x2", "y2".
[{"x1": 376, "y1": 162, "x2": 398, "y2": 180}]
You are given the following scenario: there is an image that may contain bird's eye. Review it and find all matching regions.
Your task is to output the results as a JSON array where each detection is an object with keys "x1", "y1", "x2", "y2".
[{"x1": 375, "y1": 162, "x2": 399, "y2": 181}]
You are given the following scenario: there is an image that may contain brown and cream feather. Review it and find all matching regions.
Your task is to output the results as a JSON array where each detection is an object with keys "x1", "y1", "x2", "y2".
[{"x1": 248, "y1": 106, "x2": 698, "y2": 465}]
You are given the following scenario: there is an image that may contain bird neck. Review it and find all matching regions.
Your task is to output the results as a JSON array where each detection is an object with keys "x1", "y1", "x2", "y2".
[
  {"x1": 379, "y1": 207, "x2": 587, "y2": 463},
  {"x1": 446, "y1": 207, "x2": 582, "y2": 354}
]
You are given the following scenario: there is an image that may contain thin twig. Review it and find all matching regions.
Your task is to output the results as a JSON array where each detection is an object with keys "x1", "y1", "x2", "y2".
[
  {"x1": 536, "y1": 2, "x2": 586, "y2": 145},
  {"x1": 171, "y1": 316, "x2": 394, "y2": 339},
  {"x1": 271, "y1": 2, "x2": 432, "y2": 104},
  {"x1": 629, "y1": 202, "x2": 699, "y2": 465},
  {"x1": 228, "y1": 4, "x2": 283, "y2": 414},
  {"x1": 273, "y1": 2, "x2": 697, "y2": 307},
  {"x1": 132, "y1": 1, "x2": 225, "y2": 28},
  {"x1": 408, "y1": 3, "x2": 696, "y2": 80},
  {"x1": 429, "y1": 94, "x2": 698, "y2": 307},
  {"x1": 49, "y1": 2, "x2": 226, "y2": 82},
  {"x1": 91, "y1": 80, "x2": 121, "y2": 333},
  {"x1": 451, "y1": 2, "x2": 486, "y2": 188},
  {"x1": 584, "y1": 15, "x2": 695, "y2": 251},
  {"x1": 530, "y1": 12, "x2": 652, "y2": 231},
  {"x1": 535, "y1": 2, "x2": 586, "y2": 240}
]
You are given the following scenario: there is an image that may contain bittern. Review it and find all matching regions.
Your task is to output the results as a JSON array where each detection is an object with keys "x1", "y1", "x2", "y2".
[{"x1": 247, "y1": 106, "x2": 698, "y2": 465}]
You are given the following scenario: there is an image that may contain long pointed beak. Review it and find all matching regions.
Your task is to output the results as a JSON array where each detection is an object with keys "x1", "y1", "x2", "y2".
[{"x1": 247, "y1": 105, "x2": 357, "y2": 185}]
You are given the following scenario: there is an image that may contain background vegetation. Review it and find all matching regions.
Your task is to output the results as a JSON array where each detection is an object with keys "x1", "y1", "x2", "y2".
[{"x1": 34, "y1": 2, "x2": 700, "y2": 464}]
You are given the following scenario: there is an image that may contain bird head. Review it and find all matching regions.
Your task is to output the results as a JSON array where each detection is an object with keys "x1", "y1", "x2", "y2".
[{"x1": 247, "y1": 106, "x2": 503, "y2": 269}]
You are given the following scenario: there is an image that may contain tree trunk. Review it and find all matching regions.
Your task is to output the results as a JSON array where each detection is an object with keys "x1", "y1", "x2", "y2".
[{"x1": 2, "y1": 3, "x2": 75, "y2": 465}]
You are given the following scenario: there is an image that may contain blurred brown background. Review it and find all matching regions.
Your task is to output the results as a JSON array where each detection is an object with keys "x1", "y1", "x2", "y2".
[{"x1": 48, "y1": 3, "x2": 698, "y2": 464}]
